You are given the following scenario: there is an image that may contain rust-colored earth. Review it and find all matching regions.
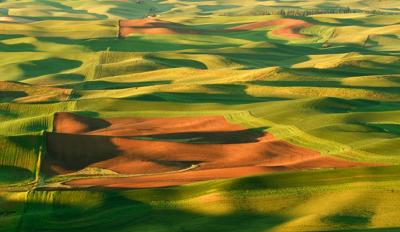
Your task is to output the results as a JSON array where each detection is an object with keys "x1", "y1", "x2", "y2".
[
  {"x1": 228, "y1": 18, "x2": 313, "y2": 38},
  {"x1": 46, "y1": 112, "x2": 380, "y2": 188},
  {"x1": 119, "y1": 19, "x2": 198, "y2": 37}
]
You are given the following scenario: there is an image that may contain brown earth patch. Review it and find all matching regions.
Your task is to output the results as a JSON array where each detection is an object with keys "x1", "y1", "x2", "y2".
[
  {"x1": 53, "y1": 112, "x2": 244, "y2": 136},
  {"x1": 46, "y1": 112, "x2": 382, "y2": 188},
  {"x1": 53, "y1": 112, "x2": 111, "y2": 134},
  {"x1": 228, "y1": 18, "x2": 312, "y2": 38},
  {"x1": 228, "y1": 19, "x2": 312, "y2": 38},
  {"x1": 119, "y1": 19, "x2": 198, "y2": 37}
]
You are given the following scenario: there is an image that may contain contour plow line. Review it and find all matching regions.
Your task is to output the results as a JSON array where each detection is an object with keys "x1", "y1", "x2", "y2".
[{"x1": 225, "y1": 111, "x2": 392, "y2": 163}]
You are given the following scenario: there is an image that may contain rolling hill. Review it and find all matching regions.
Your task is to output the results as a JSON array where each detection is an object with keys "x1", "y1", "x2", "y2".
[{"x1": 0, "y1": 0, "x2": 400, "y2": 231}]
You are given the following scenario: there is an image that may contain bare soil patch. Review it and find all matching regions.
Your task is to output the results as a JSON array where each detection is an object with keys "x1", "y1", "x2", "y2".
[
  {"x1": 229, "y1": 18, "x2": 312, "y2": 38},
  {"x1": 119, "y1": 19, "x2": 198, "y2": 37},
  {"x1": 46, "y1": 113, "x2": 381, "y2": 188}
]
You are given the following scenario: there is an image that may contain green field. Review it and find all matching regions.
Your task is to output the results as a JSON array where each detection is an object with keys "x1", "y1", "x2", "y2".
[{"x1": 0, "y1": 0, "x2": 400, "y2": 231}]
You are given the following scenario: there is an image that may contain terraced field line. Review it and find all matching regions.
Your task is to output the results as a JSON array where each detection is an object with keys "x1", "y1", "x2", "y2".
[
  {"x1": 225, "y1": 111, "x2": 388, "y2": 162},
  {"x1": 117, "y1": 19, "x2": 122, "y2": 38},
  {"x1": 33, "y1": 132, "x2": 46, "y2": 189},
  {"x1": 45, "y1": 164, "x2": 200, "y2": 188}
]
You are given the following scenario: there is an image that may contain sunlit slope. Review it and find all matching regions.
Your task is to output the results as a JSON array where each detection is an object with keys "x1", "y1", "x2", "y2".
[
  {"x1": 0, "y1": 135, "x2": 42, "y2": 185},
  {"x1": 1, "y1": 166, "x2": 399, "y2": 232},
  {"x1": 0, "y1": 0, "x2": 171, "y2": 20},
  {"x1": 0, "y1": 13, "x2": 399, "y2": 182},
  {"x1": 1, "y1": 0, "x2": 399, "y2": 20}
]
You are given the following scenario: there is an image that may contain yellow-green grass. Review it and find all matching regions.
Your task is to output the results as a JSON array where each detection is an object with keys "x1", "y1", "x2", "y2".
[
  {"x1": 0, "y1": 81, "x2": 72, "y2": 103},
  {"x1": 0, "y1": 191, "x2": 26, "y2": 232},
  {"x1": 0, "y1": 166, "x2": 399, "y2": 231},
  {"x1": 0, "y1": 134, "x2": 43, "y2": 185},
  {"x1": 1, "y1": 0, "x2": 399, "y2": 21}
]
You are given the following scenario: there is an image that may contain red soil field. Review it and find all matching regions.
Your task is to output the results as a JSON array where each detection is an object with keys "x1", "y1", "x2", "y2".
[
  {"x1": 46, "y1": 113, "x2": 380, "y2": 188},
  {"x1": 229, "y1": 18, "x2": 312, "y2": 38},
  {"x1": 119, "y1": 19, "x2": 198, "y2": 37},
  {"x1": 53, "y1": 112, "x2": 243, "y2": 136}
]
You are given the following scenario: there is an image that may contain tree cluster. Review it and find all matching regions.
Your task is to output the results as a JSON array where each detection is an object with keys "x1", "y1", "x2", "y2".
[{"x1": 248, "y1": 7, "x2": 399, "y2": 16}]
